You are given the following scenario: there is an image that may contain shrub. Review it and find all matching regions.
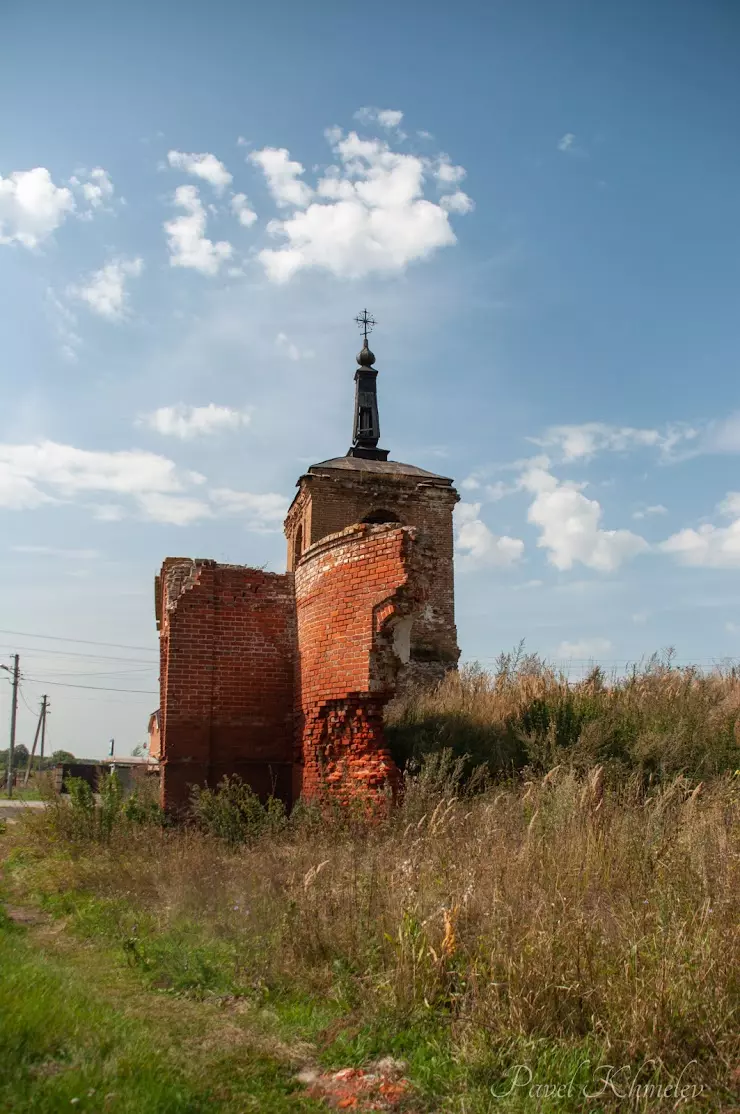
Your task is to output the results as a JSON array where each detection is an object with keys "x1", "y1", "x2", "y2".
[{"x1": 190, "y1": 775, "x2": 287, "y2": 845}]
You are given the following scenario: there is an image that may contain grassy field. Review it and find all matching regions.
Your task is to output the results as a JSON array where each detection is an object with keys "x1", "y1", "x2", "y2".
[{"x1": 1, "y1": 659, "x2": 738, "y2": 1112}]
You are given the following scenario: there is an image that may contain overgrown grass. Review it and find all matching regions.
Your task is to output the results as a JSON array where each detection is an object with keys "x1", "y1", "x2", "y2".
[
  {"x1": 2, "y1": 748, "x2": 738, "y2": 1110},
  {"x1": 386, "y1": 649, "x2": 740, "y2": 781}
]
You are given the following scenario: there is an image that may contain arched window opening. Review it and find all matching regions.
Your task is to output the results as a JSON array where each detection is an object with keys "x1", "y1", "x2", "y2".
[
  {"x1": 293, "y1": 524, "x2": 303, "y2": 567},
  {"x1": 361, "y1": 508, "x2": 401, "y2": 525}
]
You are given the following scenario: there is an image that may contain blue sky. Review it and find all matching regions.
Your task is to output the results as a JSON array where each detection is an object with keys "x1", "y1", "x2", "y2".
[{"x1": 1, "y1": 0, "x2": 739, "y2": 758}]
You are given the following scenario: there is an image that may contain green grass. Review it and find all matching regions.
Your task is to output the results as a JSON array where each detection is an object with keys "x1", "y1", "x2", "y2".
[{"x1": 0, "y1": 903, "x2": 327, "y2": 1114}]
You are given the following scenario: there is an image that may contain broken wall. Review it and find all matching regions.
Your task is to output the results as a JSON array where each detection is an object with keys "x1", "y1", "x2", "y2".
[
  {"x1": 157, "y1": 559, "x2": 296, "y2": 811},
  {"x1": 293, "y1": 523, "x2": 431, "y2": 802}
]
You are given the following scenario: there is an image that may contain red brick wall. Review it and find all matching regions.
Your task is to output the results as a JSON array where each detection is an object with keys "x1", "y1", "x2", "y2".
[
  {"x1": 285, "y1": 469, "x2": 459, "y2": 685},
  {"x1": 294, "y1": 523, "x2": 431, "y2": 803},
  {"x1": 157, "y1": 559, "x2": 295, "y2": 811}
]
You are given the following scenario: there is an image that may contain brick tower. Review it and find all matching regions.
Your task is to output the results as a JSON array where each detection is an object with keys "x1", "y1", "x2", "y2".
[{"x1": 284, "y1": 312, "x2": 460, "y2": 687}]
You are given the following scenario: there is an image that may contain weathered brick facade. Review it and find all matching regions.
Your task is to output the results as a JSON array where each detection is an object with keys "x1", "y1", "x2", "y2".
[
  {"x1": 155, "y1": 559, "x2": 295, "y2": 811},
  {"x1": 154, "y1": 332, "x2": 460, "y2": 811},
  {"x1": 294, "y1": 522, "x2": 432, "y2": 801},
  {"x1": 284, "y1": 457, "x2": 459, "y2": 687}
]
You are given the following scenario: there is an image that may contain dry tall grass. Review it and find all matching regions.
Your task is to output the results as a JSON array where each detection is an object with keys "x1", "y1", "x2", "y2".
[
  {"x1": 13, "y1": 759, "x2": 739, "y2": 1102},
  {"x1": 386, "y1": 651, "x2": 740, "y2": 781}
]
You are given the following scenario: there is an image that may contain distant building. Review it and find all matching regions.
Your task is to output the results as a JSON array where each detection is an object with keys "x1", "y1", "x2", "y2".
[{"x1": 148, "y1": 710, "x2": 161, "y2": 760}]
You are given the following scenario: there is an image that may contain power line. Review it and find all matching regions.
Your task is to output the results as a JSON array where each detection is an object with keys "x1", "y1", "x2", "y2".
[
  {"x1": 22, "y1": 677, "x2": 158, "y2": 694},
  {"x1": 0, "y1": 628, "x2": 158, "y2": 653},
  {"x1": 31, "y1": 667, "x2": 154, "y2": 678},
  {"x1": 0, "y1": 644, "x2": 156, "y2": 664},
  {"x1": 18, "y1": 685, "x2": 38, "y2": 715}
]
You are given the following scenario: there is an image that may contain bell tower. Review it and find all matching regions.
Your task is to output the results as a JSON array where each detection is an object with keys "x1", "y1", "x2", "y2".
[{"x1": 284, "y1": 312, "x2": 460, "y2": 686}]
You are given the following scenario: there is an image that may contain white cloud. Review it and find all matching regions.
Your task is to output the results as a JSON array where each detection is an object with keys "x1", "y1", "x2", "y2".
[
  {"x1": 520, "y1": 463, "x2": 648, "y2": 572},
  {"x1": 632, "y1": 504, "x2": 668, "y2": 520},
  {"x1": 209, "y1": 487, "x2": 288, "y2": 531},
  {"x1": 0, "y1": 441, "x2": 183, "y2": 502},
  {"x1": 254, "y1": 125, "x2": 472, "y2": 282},
  {"x1": 79, "y1": 167, "x2": 114, "y2": 209},
  {"x1": 557, "y1": 133, "x2": 577, "y2": 153},
  {"x1": 556, "y1": 637, "x2": 612, "y2": 658},
  {"x1": 354, "y1": 107, "x2": 404, "y2": 130},
  {"x1": 702, "y1": 413, "x2": 740, "y2": 453},
  {"x1": 435, "y1": 158, "x2": 467, "y2": 185},
  {"x1": 276, "y1": 332, "x2": 314, "y2": 361},
  {"x1": 532, "y1": 422, "x2": 697, "y2": 463},
  {"x1": 249, "y1": 147, "x2": 313, "y2": 208},
  {"x1": 69, "y1": 257, "x2": 143, "y2": 320},
  {"x1": 164, "y1": 185, "x2": 233, "y2": 275},
  {"x1": 440, "y1": 190, "x2": 474, "y2": 214},
  {"x1": 230, "y1": 192, "x2": 257, "y2": 227},
  {"x1": 0, "y1": 167, "x2": 75, "y2": 248},
  {"x1": 137, "y1": 492, "x2": 211, "y2": 525},
  {"x1": 454, "y1": 502, "x2": 524, "y2": 569},
  {"x1": 659, "y1": 490, "x2": 740, "y2": 568},
  {"x1": 167, "y1": 150, "x2": 233, "y2": 193},
  {"x1": 139, "y1": 403, "x2": 250, "y2": 439}
]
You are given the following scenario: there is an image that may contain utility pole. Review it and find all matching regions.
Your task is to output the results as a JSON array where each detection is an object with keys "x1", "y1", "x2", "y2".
[
  {"x1": 40, "y1": 695, "x2": 48, "y2": 760},
  {"x1": 24, "y1": 696, "x2": 48, "y2": 787},
  {"x1": 2, "y1": 655, "x2": 20, "y2": 798}
]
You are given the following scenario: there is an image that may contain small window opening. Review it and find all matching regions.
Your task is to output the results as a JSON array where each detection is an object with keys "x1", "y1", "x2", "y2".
[{"x1": 362, "y1": 508, "x2": 401, "y2": 525}]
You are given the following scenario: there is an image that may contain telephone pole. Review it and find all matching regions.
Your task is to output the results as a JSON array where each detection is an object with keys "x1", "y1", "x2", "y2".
[
  {"x1": 24, "y1": 696, "x2": 48, "y2": 787},
  {"x1": 40, "y1": 695, "x2": 48, "y2": 759},
  {"x1": 2, "y1": 655, "x2": 20, "y2": 798}
]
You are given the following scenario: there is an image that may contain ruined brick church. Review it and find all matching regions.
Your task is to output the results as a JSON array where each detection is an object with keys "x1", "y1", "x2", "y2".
[{"x1": 154, "y1": 315, "x2": 460, "y2": 810}]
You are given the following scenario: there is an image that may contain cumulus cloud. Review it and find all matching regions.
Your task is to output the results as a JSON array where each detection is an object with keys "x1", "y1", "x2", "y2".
[
  {"x1": 249, "y1": 147, "x2": 313, "y2": 208},
  {"x1": 252, "y1": 124, "x2": 472, "y2": 282},
  {"x1": 230, "y1": 192, "x2": 257, "y2": 227},
  {"x1": 164, "y1": 185, "x2": 233, "y2": 274},
  {"x1": 167, "y1": 150, "x2": 233, "y2": 193},
  {"x1": 520, "y1": 462, "x2": 648, "y2": 571},
  {"x1": 69, "y1": 257, "x2": 143, "y2": 320},
  {"x1": 354, "y1": 107, "x2": 404, "y2": 130},
  {"x1": 660, "y1": 491, "x2": 740, "y2": 567},
  {"x1": 454, "y1": 502, "x2": 524, "y2": 569},
  {"x1": 77, "y1": 167, "x2": 114, "y2": 209},
  {"x1": 0, "y1": 167, "x2": 75, "y2": 248},
  {"x1": 532, "y1": 422, "x2": 697, "y2": 463},
  {"x1": 139, "y1": 403, "x2": 250, "y2": 439},
  {"x1": 556, "y1": 637, "x2": 612, "y2": 658}
]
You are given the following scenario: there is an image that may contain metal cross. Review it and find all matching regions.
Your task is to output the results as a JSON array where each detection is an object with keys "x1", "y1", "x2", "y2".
[{"x1": 354, "y1": 309, "x2": 376, "y2": 343}]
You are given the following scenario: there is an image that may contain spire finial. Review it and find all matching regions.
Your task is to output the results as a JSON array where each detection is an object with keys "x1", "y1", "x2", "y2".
[
  {"x1": 354, "y1": 309, "x2": 376, "y2": 366},
  {"x1": 354, "y1": 308, "x2": 376, "y2": 345}
]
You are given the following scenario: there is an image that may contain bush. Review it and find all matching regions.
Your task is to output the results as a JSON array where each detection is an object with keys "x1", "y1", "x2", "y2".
[{"x1": 189, "y1": 775, "x2": 287, "y2": 845}]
